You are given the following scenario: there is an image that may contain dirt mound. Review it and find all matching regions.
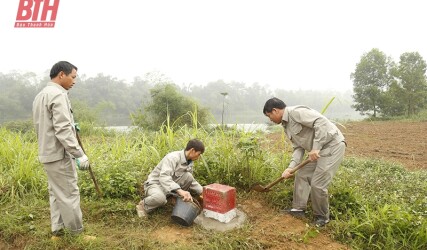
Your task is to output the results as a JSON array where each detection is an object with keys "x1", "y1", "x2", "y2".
[{"x1": 240, "y1": 195, "x2": 348, "y2": 249}]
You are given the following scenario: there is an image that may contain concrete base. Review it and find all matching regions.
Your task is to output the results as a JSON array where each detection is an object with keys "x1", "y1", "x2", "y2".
[
  {"x1": 203, "y1": 208, "x2": 237, "y2": 223},
  {"x1": 194, "y1": 208, "x2": 246, "y2": 232}
]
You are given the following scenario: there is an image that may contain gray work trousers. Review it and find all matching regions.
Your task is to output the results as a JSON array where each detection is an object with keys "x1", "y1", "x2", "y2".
[
  {"x1": 142, "y1": 172, "x2": 202, "y2": 213},
  {"x1": 43, "y1": 155, "x2": 83, "y2": 234},
  {"x1": 292, "y1": 141, "x2": 346, "y2": 220}
]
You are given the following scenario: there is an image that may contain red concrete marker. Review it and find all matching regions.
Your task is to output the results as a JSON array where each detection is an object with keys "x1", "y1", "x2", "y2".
[{"x1": 203, "y1": 183, "x2": 237, "y2": 223}]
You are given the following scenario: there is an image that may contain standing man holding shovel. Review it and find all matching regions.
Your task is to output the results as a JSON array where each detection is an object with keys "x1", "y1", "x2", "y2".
[
  {"x1": 32, "y1": 61, "x2": 95, "y2": 240},
  {"x1": 263, "y1": 97, "x2": 346, "y2": 227}
]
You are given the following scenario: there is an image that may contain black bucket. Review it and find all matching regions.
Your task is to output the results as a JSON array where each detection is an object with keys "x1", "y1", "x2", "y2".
[{"x1": 171, "y1": 196, "x2": 201, "y2": 227}]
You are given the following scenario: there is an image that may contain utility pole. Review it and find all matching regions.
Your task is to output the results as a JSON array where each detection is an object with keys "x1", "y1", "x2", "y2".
[{"x1": 220, "y1": 92, "x2": 228, "y2": 127}]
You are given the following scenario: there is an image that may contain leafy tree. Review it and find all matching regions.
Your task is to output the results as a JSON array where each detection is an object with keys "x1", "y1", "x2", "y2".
[
  {"x1": 131, "y1": 83, "x2": 212, "y2": 130},
  {"x1": 351, "y1": 48, "x2": 394, "y2": 117},
  {"x1": 395, "y1": 52, "x2": 427, "y2": 116},
  {"x1": 380, "y1": 81, "x2": 406, "y2": 116}
]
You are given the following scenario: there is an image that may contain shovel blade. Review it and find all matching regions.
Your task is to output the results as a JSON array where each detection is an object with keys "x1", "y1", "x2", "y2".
[{"x1": 250, "y1": 184, "x2": 271, "y2": 192}]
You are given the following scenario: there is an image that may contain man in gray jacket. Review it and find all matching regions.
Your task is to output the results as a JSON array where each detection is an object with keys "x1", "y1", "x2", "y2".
[
  {"x1": 263, "y1": 97, "x2": 346, "y2": 227},
  {"x1": 32, "y1": 61, "x2": 93, "y2": 238},
  {"x1": 136, "y1": 139, "x2": 205, "y2": 218}
]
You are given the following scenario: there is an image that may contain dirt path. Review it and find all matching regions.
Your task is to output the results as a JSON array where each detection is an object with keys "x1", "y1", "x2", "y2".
[{"x1": 240, "y1": 194, "x2": 349, "y2": 249}]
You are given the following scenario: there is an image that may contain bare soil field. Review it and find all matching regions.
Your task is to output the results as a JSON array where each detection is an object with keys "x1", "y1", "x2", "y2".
[{"x1": 342, "y1": 120, "x2": 427, "y2": 170}]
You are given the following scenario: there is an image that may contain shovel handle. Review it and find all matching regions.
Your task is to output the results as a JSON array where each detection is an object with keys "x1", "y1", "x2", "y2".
[
  {"x1": 264, "y1": 159, "x2": 311, "y2": 190},
  {"x1": 288, "y1": 159, "x2": 311, "y2": 174},
  {"x1": 76, "y1": 132, "x2": 103, "y2": 198},
  {"x1": 264, "y1": 176, "x2": 285, "y2": 190},
  {"x1": 88, "y1": 164, "x2": 103, "y2": 197}
]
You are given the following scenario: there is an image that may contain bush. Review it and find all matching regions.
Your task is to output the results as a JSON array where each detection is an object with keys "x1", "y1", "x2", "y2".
[{"x1": 1, "y1": 119, "x2": 34, "y2": 133}]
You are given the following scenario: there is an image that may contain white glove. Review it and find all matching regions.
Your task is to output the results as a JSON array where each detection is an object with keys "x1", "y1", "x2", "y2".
[{"x1": 76, "y1": 154, "x2": 90, "y2": 170}]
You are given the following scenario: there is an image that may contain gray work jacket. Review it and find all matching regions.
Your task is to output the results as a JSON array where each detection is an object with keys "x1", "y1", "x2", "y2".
[
  {"x1": 32, "y1": 82, "x2": 84, "y2": 163},
  {"x1": 145, "y1": 150, "x2": 202, "y2": 193},
  {"x1": 282, "y1": 105, "x2": 345, "y2": 168}
]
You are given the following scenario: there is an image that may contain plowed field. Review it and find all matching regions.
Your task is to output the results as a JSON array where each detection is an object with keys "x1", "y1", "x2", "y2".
[{"x1": 342, "y1": 121, "x2": 427, "y2": 170}]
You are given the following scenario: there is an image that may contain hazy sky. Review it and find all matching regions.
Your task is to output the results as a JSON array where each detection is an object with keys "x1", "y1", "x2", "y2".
[{"x1": 1, "y1": 0, "x2": 426, "y2": 91}]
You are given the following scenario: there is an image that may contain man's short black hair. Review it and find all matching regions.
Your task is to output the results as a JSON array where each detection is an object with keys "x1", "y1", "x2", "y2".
[
  {"x1": 263, "y1": 97, "x2": 286, "y2": 115},
  {"x1": 50, "y1": 61, "x2": 78, "y2": 79},
  {"x1": 185, "y1": 139, "x2": 205, "y2": 153}
]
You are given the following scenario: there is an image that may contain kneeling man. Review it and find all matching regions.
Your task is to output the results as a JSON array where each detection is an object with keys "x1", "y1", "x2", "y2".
[{"x1": 136, "y1": 139, "x2": 205, "y2": 217}]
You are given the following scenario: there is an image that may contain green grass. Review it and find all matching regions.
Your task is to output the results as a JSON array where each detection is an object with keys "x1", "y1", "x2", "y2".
[
  {"x1": 327, "y1": 158, "x2": 427, "y2": 250},
  {"x1": 0, "y1": 123, "x2": 426, "y2": 249},
  {"x1": 0, "y1": 195, "x2": 269, "y2": 250},
  {"x1": 361, "y1": 109, "x2": 427, "y2": 122}
]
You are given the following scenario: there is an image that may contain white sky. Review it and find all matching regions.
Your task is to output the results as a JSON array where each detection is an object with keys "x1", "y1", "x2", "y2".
[{"x1": 1, "y1": 0, "x2": 426, "y2": 92}]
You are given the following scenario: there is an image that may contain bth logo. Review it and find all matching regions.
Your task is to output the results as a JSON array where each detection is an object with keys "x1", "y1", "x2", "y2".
[{"x1": 15, "y1": 0, "x2": 60, "y2": 28}]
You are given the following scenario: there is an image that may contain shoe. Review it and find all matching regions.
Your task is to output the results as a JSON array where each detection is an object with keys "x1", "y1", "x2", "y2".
[
  {"x1": 51, "y1": 229, "x2": 64, "y2": 241},
  {"x1": 136, "y1": 201, "x2": 148, "y2": 218},
  {"x1": 52, "y1": 228, "x2": 65, "y2": 236},
  {"x1": 314, "y1": 218, "x2": 330, "y2": 227},
  {"x1": 281, "y1": 208, "x2": 305, "y2": 218}
]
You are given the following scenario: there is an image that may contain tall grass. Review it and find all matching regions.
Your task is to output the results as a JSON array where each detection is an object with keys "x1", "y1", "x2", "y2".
[{"x1": 0, "y1": 128, "x2": 45, "y2": 202}]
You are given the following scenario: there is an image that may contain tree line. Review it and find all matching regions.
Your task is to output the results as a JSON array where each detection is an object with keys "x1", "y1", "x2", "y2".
[
  {"x1": 3, "y1": 46, "x2": 426, "y2": 129},
  {"x1": 351, "y1": 48, "x2": 427, "y2": 117},
  {"x1": 0, "y1": 70, "x2": 359, "y2": 128}
]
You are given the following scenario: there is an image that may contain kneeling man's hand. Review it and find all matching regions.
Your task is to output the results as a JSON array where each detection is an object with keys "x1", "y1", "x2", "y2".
[{"x1": 177, "y1": 189, "x2": 193, "y2": 202}]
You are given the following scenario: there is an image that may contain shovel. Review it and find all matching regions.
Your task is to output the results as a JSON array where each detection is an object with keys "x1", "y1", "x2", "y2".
[
  {"x1": 76, "y1": 132, "x2": 103, "y2": 198},
  {"x1": 250, "y1": 159, "x2": 311, "y2": 192}
]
